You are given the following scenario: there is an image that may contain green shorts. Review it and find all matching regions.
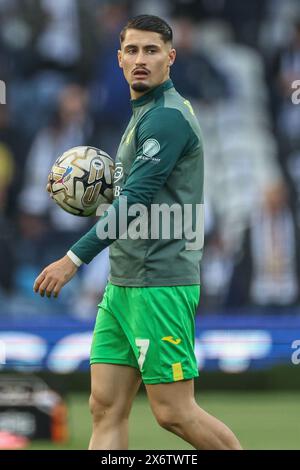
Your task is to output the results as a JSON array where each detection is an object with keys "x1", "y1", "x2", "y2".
[{"x1": 90, "y1": 283, "x2": 200, "y2": 384}]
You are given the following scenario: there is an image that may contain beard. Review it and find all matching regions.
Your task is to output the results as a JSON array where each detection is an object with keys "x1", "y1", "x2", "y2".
[{"x1": 131, "y1": 82, "x2": 151, "y2": 93}]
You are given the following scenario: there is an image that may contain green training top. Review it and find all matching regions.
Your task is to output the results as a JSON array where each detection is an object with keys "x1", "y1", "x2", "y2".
[{"x1": 70, "y1": 79, "x2": 204, "y2": 286}]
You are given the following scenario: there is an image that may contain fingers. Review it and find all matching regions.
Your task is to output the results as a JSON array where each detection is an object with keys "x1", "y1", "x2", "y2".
[
  {"x1": 40, "y1": 278, "x2": 60, "y2": 298},
  {"x1": 53, "y1": 282, "x2": 61, "y2": 298},
  {"x1": 45, "y1": 280, "x2": 57, "y2": 298},
  {"x1": 33, "y1": 272, "x2": 61, "y2": 298},
  {"x1": 33, "y1": 257, "x2": 76, "y2": 299},
  {"x1": 33, "y1": 271, "x2": 46, "y2": 293},
  {"x1": 36, "y1": 275, "x2": 51, "y2": 297}
]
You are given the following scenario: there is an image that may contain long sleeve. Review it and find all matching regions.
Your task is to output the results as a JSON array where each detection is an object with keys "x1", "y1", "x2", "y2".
[{"x1": 69, "y1": 107, "x2": 194, "y2": 264}]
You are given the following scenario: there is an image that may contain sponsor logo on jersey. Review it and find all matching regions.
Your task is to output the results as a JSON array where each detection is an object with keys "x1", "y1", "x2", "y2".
[
  {"x1": 162, "y1": 336, "x2": 182, "y2": 345},
  {"x1": 114, "y1": 163, "x2": 124, "y2": 183}
]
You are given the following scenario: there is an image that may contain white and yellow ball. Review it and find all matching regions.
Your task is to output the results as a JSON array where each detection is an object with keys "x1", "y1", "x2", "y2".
[{"x1": 49, "y1": 146, "x2": 114, "y2": 216}]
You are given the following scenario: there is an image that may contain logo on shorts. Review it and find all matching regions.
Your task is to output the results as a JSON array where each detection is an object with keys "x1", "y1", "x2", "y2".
[{"x1": 162, "y1": 336, "x2": 181, "y2": 345}]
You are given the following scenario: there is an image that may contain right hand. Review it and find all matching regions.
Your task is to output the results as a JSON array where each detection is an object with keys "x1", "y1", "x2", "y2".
[{"x1": 33, "y1": 255, "x2": 78, "y2": 298}]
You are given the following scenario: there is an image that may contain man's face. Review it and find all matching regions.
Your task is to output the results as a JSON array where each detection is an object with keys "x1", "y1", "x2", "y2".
[{"x1": 118, "y1": 29, "x2": 176, "y2": 98}]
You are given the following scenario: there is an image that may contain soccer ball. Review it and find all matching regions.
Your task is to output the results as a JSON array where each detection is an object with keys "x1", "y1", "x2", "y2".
[{"x1": 48, "y1": 146, "x2": 114, "y2": 216}]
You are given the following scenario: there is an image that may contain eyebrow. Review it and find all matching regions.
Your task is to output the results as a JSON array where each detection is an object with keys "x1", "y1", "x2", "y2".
[{"x1": 124, "y1": 44, "x2": 161, "y2": 50}]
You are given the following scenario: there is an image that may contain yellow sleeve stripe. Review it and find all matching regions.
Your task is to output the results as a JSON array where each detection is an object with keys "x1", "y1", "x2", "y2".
[
  {"x1": 172, "y1": 362, "x2": 184, "y2": 381},
  {"x1": 125, "y1": 125, "x2": 136, "y2": 145}
]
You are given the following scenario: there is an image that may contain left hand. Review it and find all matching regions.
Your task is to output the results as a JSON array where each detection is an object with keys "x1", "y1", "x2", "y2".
[{"x1": 33, "y1": 255, "x2": 78, "y2": 298}]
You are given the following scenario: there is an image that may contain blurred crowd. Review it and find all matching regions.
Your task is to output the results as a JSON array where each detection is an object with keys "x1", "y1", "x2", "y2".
[{"x1": 0, "y1": 0, "x2": 300, "y2": 319}]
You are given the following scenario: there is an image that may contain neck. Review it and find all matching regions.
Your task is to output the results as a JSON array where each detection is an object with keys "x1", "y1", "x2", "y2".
[
  {"x1": 130, "y1": 88, "x2": 148, "y2": 100},
  {"x1": 130, "y1": 76, "x2": 170, "y2": 100}
]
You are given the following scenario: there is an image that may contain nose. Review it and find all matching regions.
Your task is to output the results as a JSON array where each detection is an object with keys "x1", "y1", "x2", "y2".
[{"x1": 135, "y1": 50, "x2": 146, "y2": 66}]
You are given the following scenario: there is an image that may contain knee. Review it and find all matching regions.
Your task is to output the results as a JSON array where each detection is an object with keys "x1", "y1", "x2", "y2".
[
  {"x1": 89, "y1": 390, "x2": 128, "y2": 424},
  {"x1": 153, "y1": 405, "x2": 183, "y2": 432},
  {"x1": 89, "y1": 392, "x2": 109, "y2": 419},
  {"x1": 89, "y1": 391, "x2": 115, "y2": 421}
]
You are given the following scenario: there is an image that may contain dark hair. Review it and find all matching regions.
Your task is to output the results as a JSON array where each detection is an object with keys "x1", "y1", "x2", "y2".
[{"x1": 120, "y1": 15, "x2": 173, "y2": 44}]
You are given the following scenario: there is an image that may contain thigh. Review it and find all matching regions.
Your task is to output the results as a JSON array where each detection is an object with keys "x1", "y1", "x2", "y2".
[
  {"x1": 145, "y1": 378, "x2": 195, "y2": 412},
  {"x1": 90, "y1": 363, "x2": 141, "y2": 412}
]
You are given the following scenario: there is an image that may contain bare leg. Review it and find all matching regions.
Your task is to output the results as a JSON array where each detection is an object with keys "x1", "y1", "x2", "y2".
[
  {"x1": 89, "y1": 364, "x2": 141, "y2": 450},
  {"x1": 146, "y1": 379, "x2": 242, "y2": 450}
]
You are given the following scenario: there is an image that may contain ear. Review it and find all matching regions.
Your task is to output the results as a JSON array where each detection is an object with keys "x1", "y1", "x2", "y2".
[
  {"x1": 169, "y1": 48, "x2": 176, "y2": 66},
  {"x1": 118, "y1": 50, "x2": 123, "y2": 69}
]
